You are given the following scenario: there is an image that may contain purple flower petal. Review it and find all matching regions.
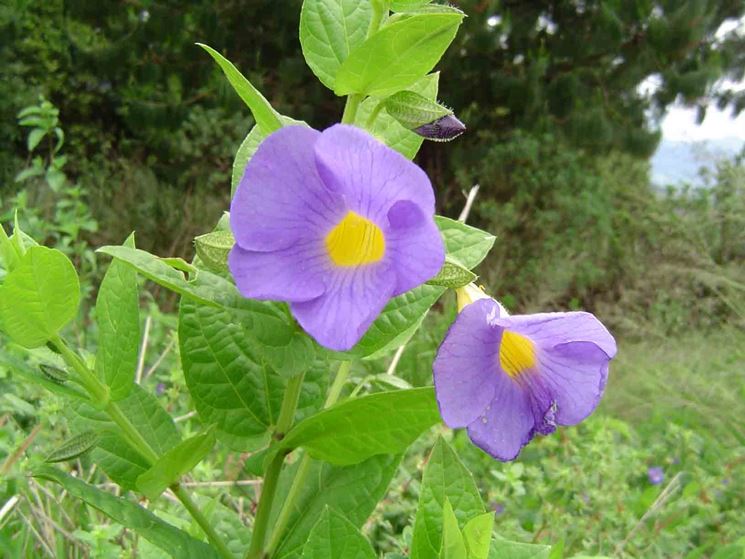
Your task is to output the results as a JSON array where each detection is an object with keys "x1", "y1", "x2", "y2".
[
  {"x1": 291, "y1": 264, "x2": 396, "y2": 351},
  {"x1": 385, "y1": 200, "x2": 445, "y2": 296},
  {"x1": 433, "y1": 299, "x2": 503, "y2": 427},
  {"x1": 228, "y1": 242, "x2": 327, "y2": 303},
  {"x1": 230, "y1": 126, "x2": 343, "y2": 252},
  {"x1": 314, "y1": 124, "x2": 435, "y2": 223}
]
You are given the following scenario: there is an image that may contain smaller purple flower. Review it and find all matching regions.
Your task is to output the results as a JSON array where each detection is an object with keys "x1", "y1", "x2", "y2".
[
  {"x1": 493, "y1": 502, "x2": 506, "y2": 516},
  {"x1": 229, "y1": 124, "x2": 444, "y2": 351},
  {"x1": 156, "y1": 382, "x2": 166, "y2": 396},
  {"x1": 648, "y1": 466, "x2": 664, "y2": 485},
  {"x1": 433, "y1": 288, "x2": 616, "y2": 461},
  {"x1": 414, "y1": 114, "x2": 466, "y2": 142}
]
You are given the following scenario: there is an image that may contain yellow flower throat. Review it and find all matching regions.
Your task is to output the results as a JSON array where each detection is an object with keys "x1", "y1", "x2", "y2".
[
  {"x1": 325, "y1": 211, "x2": 385, "y2": 267},
  {"x1": 499, "y1": 330, "x2": 537, "y2": 377}
]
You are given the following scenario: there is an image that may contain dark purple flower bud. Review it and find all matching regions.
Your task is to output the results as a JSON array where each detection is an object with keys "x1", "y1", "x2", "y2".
[
  {"x1": 647, "y1": 466, "x2": 664, "y2": 485},
  {"x1": 414, "y1": 114, "x2": 466, "y2": 142},
  {"x1": 156, "y1": 382, "x2": 166, "y2": 396}
]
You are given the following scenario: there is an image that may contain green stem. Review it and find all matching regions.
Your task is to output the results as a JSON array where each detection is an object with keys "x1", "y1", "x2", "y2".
[
  {"x1": 245, "y1": 452, "x2": 285, "y2": 559},
  {"x1": 341, "y1": 94, "x2": 362, "y2": 124},
  {"x1": 264, "y1": 361, "x2": 352, "y2": 557},
  {"x1": 173, "y1": 484, "x2": 235, "y2": 559},
  {"x1": 364, "y1": 100, "x2": 385, "y2": 130},
  {"x1": 52, "y1": 336, "x2": 234, "y2": 559},
  {"x1": 274, "y1": 372, "x2": 305, "y2": 440},
  {"x1": 368, "y1": 0, "x2": 387, "y2": 38}
]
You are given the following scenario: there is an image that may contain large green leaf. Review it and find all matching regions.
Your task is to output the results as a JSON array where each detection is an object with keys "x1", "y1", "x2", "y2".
[
  {"x1": 71, "y1": 385, "x2": 181, "y2": 490},
  {"x1": 411, "y1": 437, "x2": 485, "y2": 559},
  {"x1": 436, "y1": 216, "x2": 496, "y2": 270},
  {"x1": 273, "y1": 454, "x2": 401, "y2": 559},
  {"x1": 198, "y1": 43, "x2": 283, "y2": 134},
  {"x1": 278, "y1": 388, "x2": 440, "y2": 465},
  {"x1": 301, "y1": 508, "x2": 376, "y2": 559},
  {"x1": 179, "y1": 297, "x2": 322, "y2": 451},
  {"x1": 463, "y1": 514, "x2": 494, "y2": 559},
  {"x1": 334, "y1": 13, "x2": 464, "y2": 97},
  {"x1": 136, "y1": 427, "x2": 216, "y2": 500},
  {"x1": 0, "y1": 246, "x2": 79, "y2": 348},
  {"x1": 96, "y1": 245, "x2": 240, "y2": 309},
  {"x1": 95, "y1": 235, "x2": 140, "y2": 400},
  {"x1": 34, "y1": 466, "x2": 220, "y2": 559},
  {"x1": 300, "y1": 0, "x2": 373, "y2": 90},
  {"x1": 231, "y1": 116, "x2": 305, "y2": 197},
  {"x1": 350, "y1": 284, "x2": 445, "y2": 359},
  {"x1": 488, "y1": 537, "x2": 551, "y2": 559},
  {"x1": 355, "y1": 73, "x2": 439, "y2": 159},
  {"x1": 441, "y1": 499, "x2": 467, "y2": 559}
]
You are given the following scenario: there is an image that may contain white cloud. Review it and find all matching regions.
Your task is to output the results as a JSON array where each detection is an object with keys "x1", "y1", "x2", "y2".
[{"x1": 662, "y1": 104, "x2": 745, "y2": 142}]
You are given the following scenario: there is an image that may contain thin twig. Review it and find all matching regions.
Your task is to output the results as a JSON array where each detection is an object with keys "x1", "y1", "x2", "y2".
[
  {"x1": 0, "y1": 495, "x2": 19, "y2": 525},
  {"x1": 458, "y1": 184, "x2": 480, "y2": 222},
  {"x1": 143, "y1": 338, "x2": 175, "y2": 380},
  {"x1": 17, "y1": 508, "x2": 56, "y2": 558},
  {"x1": 0, "y1": 423, "x2": 42, "y2": 475},
  {"x1": 174, "y1": 411, "x2": 197, "y2": 423},
  {"x1": 135, "y1": 316, "x2": 152, "y2": 384},
  {"x1": 385, "y1": 345, "x2": 406, "y2": 376}
]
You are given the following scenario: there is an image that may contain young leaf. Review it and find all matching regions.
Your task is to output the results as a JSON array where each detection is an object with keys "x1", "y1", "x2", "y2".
[
  {"x1": 179, "y1": 297, "x2": 320, "y2": 451},
  {"x1": 45, "y1": 431, "x2": 100, "y2": 463},
  {"x1": 463, "y1": 513, "x2": 494, "y2": 559},
  {"x1": 488, "y1": 537, "x2": 551, "y2": 559},
  {"x1": 96, "y1": 234, "x2": 140, "y2": 401},
  {"x1": 300, "y1": 0, "x2": 373, "y2": 90},
  {"x1": 334, "y1": 13, "x2": 464, "y2": 97},
  {"x1": 301, "y1": 508, "x2": 376, "y2": 559},
  {"x1": 427, "y1": 257, "x2": 478, "y2": 288},
  {"x1": 34, "y1": 466, "x2": 220, "y2": 559},
  {"x1": 391, "y1": 0, "x2": 433, "y2": 11},
  {"x1": 232, "y1": 116, "x2": 305, "y2": 197},
  {"x1": 436, "y1": 216, "x2": 496, "y2": 269},
  {"x1": 272, "y1": 454, "x2": 401, "y2": 559},
  {"x1": 197, "y1": 43, "x2": 283, "y2": 134},
  {"x1": 411, "y1": 437, "x2": 485, "y2": 559},
  {"x1": 441, "y1": 499, "x2": 467, "y2": 559},
  {"x1": 350, "y1": 284, "x2": 445, "y2": 358},
  {"x1": 194, "y1": 230, "x2": 235, "y2": 273},
  {"x1": 355, "y1": 73, "x2": 439, "y2": 159},
  {"x1": 0, "y1": 246, "x2": 80, "y2": 348},
  {"x1": 278, "y1": 387, "x2": 440, "y2": 465},
  {"x1": 136, "y1": 427, "x2": 216, "y2": 500}
]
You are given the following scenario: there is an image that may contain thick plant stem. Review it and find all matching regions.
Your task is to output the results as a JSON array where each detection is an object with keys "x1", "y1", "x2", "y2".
[
  {"x1": 173, "y1": 484, "x2": 236, "y2": 559},
  {"x1": 341, "y1": 94, "x2": 362, "y2": 124},
  {"x1": 264, "y1": 361, "x2": 352, "y2": 557},
  {"x1": 274, "y1": 372, "x2": 305, "y2": 439},
  {"x1": 51, "y1": 336, "x2": 234, "y2": 559}
]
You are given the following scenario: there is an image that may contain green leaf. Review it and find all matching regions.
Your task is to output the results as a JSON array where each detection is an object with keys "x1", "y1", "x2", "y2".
[
  {"x1": 0, "y1": 247, "x2": 80, "y2": 348},
  {"x1": 488, "y1": 537, "x2": 551, "y2": 559},
  {"x1": 463, "y1": 514, "x2": 494, "y2": 559},
  {"x1": 391, "y1": 0, "x2": 433, "y2": 11},
  {"x1": 194, "y1": 230, "x2": 234, "y2": 273},
  {"x1": 45, "y1": 431, "x2": 100, "y2": 463},
  {"x1": 71, "y1": 385, "x2": 181, "y2": 490},
  {"x1": 0, "y1": 353, "x2": 87, "y2": 401},
  {"x1": 355, "y1": 73, "x2": 439, "y2": 159},
  {"x1": 411, "y1": 437, "x2": 485, "y2": 559},
  {"x1": 301, "y1": 508, "x2": 376, "y2": 559},
  {"x1": 27, "y1": 128, "x2": 46, "y2": 152},
  {"x1": 231, "y1": 116, "x2": 305, "y2": 197},
  {"x1": 197, "y1": 43, "x2": 283, "y2": 134},
  {"x1": 97, "y1": 245, "x2": 240, "y2": 309},
  {"x1": 427, "y1": 256, "x2": 478, "y2": 288},
  {"x1": 179, "y1": 297, "x2": 321, "y2": 451},
  {"x1": 34, "y1": 466, "x2": 220, "y2": 559},
  {"x1": 383, "y1": 90, "x2": 451, "y2": 129},
  {"x1": 441, "y1": 499, "x2": 467, "y2": 559},
  {"x1": 136, "y1": 427, "x2": 216, "y2": 500},
  {"x1": 273, "y1": 454, "x2": 401, "y2": 559},
  {"x1": 96, "y1": 235, "x2": 140, "y2": 401},
  {"x1": 335, "y1": 13, "x2": 464, "y2": 97},
  {"x1": 278, "y1": 387, "x2": 440, "y2": 465},
  {"x1": 300, "y1": 0, "x2": 373, "y2": 90},
  {"x1": 350, "y1": 284, "x2": 445, "y2": 358},
  {"x1": 436, "y1": 216, "x2": 496, "y2": 269}
]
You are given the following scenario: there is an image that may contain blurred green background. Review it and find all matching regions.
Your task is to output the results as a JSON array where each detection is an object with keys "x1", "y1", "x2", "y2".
[{"x1": 1, "y1": 1, "x2": 744, "y2": 557}]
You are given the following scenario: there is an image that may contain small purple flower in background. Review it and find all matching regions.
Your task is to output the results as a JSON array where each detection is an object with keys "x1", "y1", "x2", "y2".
[
  {"x1": 493, "y1": 502, "x2": 506, "y2": 516},
  {"x1": 648, "y1": 466, "x2": 664, "y2": 485},
  {"x1": 433, "y1": 285, "x2": 616, "y2": 461},
  {"x1": 229, "y1": 124, "x2": 444, "y2": 351},
  {"x1": 155, "y1": 382, "x2": 166, "y2": 396}
]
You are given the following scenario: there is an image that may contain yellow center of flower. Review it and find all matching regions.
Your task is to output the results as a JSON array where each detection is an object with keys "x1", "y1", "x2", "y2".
[
  {"x1": 325, "y1": 211, "x2": 385, "y2": 267},
  {"x1": 499, "y1": 330, "x2": 536, "y2": 377}
]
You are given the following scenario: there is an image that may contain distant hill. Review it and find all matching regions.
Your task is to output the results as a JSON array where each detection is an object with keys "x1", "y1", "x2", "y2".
[{"x1": 651, "y1": 137, "x2": 743, "y2": 186}]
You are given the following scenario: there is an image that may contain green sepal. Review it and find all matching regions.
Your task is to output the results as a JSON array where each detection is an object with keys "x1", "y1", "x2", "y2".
[
  {"x1": 194, "y1": 230, "x2": 235, "y2": 273},
  {"x1": 382, "y1": 90, "x2": 452, "y2": 130},
  {"x1": 427, "y1": 256, "x2": 477, "y2": 288}
]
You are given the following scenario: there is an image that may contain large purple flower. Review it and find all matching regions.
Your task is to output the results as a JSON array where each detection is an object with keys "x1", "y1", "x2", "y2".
[
  {"x1": 229, "y1": 124, "x2": 444, "y2": 351},
  {"x1": 433, "y1": 290, "x2": 616, "y2": 461}
]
